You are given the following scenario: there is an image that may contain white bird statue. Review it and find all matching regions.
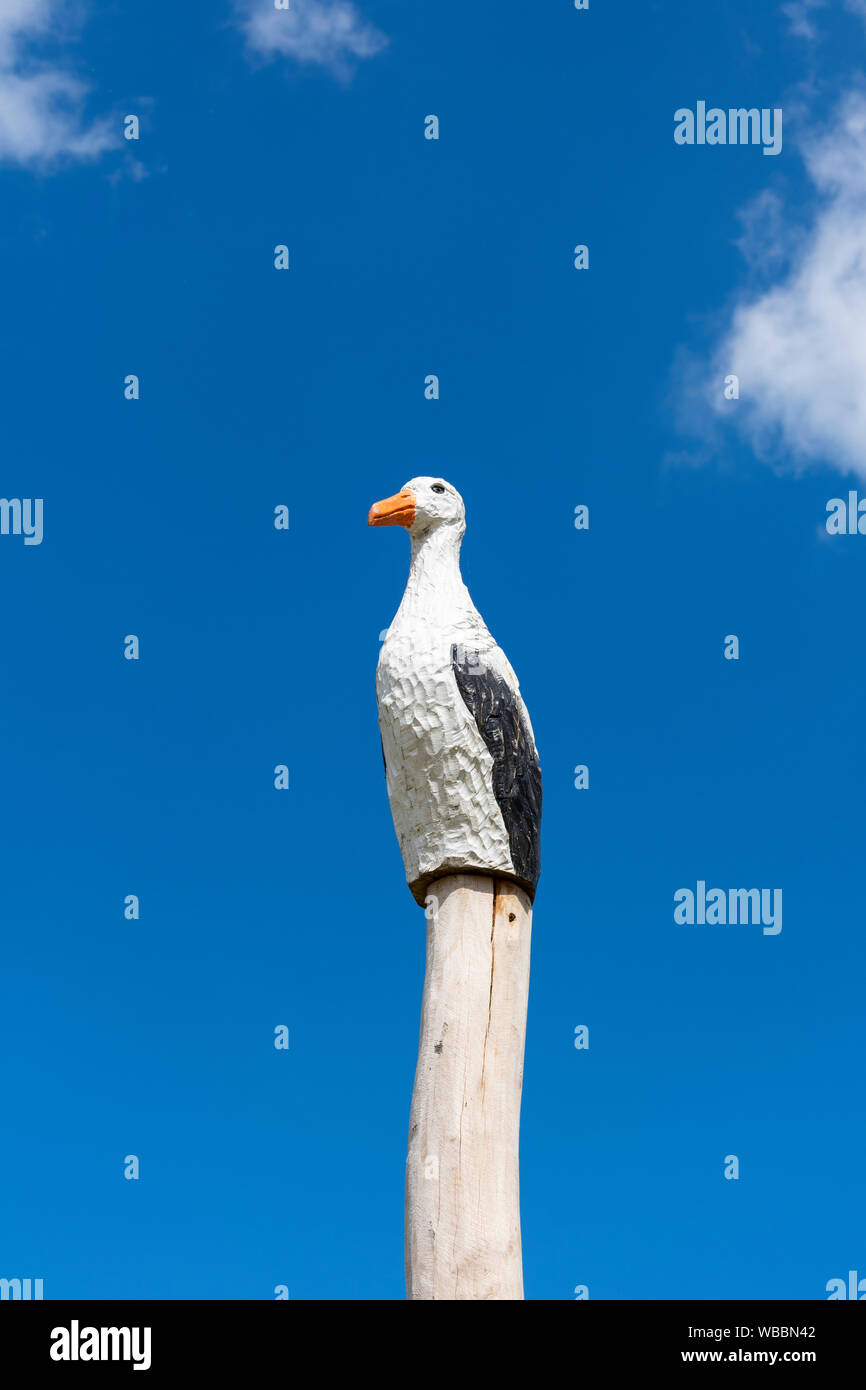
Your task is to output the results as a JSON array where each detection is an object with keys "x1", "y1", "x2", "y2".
[
  {"x1": 368, "y1": 476, "x2": 542, "y2": 907},
  {"x1": 369, "y1": 476, "x2": 542, "y2": 1301}
]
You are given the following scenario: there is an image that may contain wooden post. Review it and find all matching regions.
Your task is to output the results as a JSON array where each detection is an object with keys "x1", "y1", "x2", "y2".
[{"x1": 405, "y1": 873, "x2": 533, "y2": 1300}]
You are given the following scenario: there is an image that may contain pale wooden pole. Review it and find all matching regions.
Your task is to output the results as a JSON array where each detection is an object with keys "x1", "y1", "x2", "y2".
[{"x1": 405, "y1": 873, "x2": 533, "y2": 1300}]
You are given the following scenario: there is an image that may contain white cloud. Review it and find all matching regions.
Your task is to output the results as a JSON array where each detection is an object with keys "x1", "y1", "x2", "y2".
[
  {"x1": 0, "y1": 0, "x2": 114, "y2": 167},
  {"x1": 782, "y1": 0, "x2": 866, "y2": 36},
  {"x1": 733, "y1": 189, "x2": 796, "y2": 274},
  {"x1": 781, "y1": 0, "x2": 825, "y2": 40},
  {"x1": 235, "y1": 0, "x2": 388, "y2": 76},
  {"x1": 709, "y1": 91, "x2": 866, "y2": 478}
]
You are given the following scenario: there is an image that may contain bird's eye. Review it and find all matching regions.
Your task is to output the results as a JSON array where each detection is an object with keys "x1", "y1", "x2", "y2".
[{"x1": 431, "y1": 484, "x2": 445, "y2": 494}]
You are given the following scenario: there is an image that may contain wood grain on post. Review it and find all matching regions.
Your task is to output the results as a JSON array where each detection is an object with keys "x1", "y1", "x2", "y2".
[{"x1": 405, "y1": 873, "x2": 533, "y2": 1300}]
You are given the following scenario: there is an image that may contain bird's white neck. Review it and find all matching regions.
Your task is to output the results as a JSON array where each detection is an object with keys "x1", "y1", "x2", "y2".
[{"x1": 394, "y1": 524, "x2": 476, "y2": 628}]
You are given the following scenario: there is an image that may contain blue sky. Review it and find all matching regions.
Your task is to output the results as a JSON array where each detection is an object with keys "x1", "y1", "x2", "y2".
[{"x1": 1, "y1": 0, "x2": 864, "y2": 1300}]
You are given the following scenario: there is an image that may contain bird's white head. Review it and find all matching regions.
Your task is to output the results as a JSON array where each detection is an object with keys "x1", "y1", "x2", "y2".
[{"x1": 368, "y1": 477, "x2": 465, "y2": 542}]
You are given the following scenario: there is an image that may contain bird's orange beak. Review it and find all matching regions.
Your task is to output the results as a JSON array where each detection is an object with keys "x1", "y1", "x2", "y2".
[{"x1": 368, "y1": 489, "x2": 415, "y2": 529}]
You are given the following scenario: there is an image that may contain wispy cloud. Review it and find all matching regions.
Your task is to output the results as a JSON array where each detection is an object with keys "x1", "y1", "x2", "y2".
[
  {"x1": 783, "y1": 0, "x2": 866, "y2": 35},
  {"x1": 235, "y1": 0, "x2": 388, "y2": 77},
  {"x1": 0, "y1": 0, "x2": 115, "y2": 168},
  {"x1": 781, "y1": 0, "x2": 825, "y2": 40},
  {"x1": 704, "y1": 91, "x2": 866, "y2": 478}
]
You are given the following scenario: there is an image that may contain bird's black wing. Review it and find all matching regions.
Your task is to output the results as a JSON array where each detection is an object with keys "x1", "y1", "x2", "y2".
[{"x1": 451, "y1": 643, "x2": 542, "y2": 897}]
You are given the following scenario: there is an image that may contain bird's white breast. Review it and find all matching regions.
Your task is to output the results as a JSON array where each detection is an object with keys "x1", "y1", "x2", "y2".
[{"x1": 376, "y1": 614, "x2": 515, "y2": 904}]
